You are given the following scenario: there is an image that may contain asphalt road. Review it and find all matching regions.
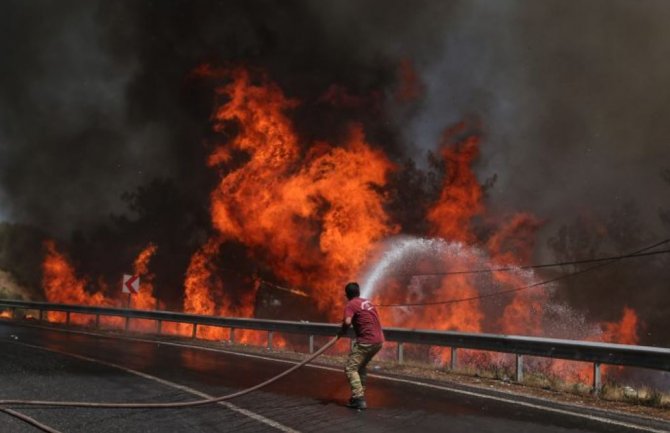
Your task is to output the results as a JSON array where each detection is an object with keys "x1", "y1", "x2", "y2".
[{"x1": 0, "y1": 322, "x2": 667, "y2": 433}]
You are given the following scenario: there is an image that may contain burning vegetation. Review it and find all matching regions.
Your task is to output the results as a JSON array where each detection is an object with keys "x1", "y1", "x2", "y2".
[
  {"x1": 0, "y1": 1, "x2": 666, "y2": 398},
  {"x1": 36, "y1": 66, "x2": 643, "y2": 384}
]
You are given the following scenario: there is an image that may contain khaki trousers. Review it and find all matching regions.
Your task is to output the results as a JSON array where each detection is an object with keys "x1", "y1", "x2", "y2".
[{"x1": 345, "y1": 342, "x2": 383, "y2": 398}]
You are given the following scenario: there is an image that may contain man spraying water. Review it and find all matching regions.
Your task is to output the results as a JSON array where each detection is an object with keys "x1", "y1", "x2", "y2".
[{"x1": 338, "y1": 282, "x2": 384, "y2": 410}]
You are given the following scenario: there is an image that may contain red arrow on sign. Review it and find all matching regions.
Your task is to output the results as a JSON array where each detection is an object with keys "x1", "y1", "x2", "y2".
[{"x1": 123, "y1": 275, "x2": 140, "y2": 294}]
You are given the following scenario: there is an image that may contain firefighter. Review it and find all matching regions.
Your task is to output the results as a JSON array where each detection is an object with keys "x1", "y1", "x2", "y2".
[{"x1": 338, "y1": 282, "x2": 384, "y2": 410}]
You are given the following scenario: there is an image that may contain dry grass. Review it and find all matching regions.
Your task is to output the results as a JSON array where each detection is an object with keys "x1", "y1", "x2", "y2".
[{"x1": 601, "y1": 382, "x2": 670, "y2": 408}]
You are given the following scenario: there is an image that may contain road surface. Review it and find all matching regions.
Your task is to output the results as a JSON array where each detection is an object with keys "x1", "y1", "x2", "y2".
[{"x1": 0, "y1": 322, "x2": 666, "y2": 433}]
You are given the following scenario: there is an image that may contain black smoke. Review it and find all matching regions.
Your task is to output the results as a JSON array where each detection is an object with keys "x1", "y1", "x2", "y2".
[{"x1": 0, "y1": 1, "x2": 668, "y2": 342}]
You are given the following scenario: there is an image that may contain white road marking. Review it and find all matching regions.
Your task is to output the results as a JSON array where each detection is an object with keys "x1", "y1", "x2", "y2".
[
  {"x1": 11, "y1": 323, "x2": 670, "y2": 433},
  {"x1": 11, "y1": 340, "x2": 300, "y2": 433}
]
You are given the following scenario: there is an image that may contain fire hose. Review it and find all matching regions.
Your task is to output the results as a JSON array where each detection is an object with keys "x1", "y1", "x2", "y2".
[{"x1": 0, "y1": 336, "x2": 341, "y2": 433}]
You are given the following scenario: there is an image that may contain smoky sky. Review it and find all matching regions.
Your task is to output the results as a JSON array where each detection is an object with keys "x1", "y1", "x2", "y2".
[
  {"x1": 0, "y1": 0, "x2": 669, "y2": 244},
  {"x1": 400, "y1": 0, "x2": 670, "y2": 246}
]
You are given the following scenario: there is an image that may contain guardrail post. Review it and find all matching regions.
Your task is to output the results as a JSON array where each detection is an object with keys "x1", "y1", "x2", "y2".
[
  {"x1": 230, "y1": 328, "x2": 235, "y2": 344},
  {"x1": 397, "y1": 342, "x2": 404, "y2": 364},
  {"x1": 39, "y1": 309, "x2": 45, "y2": 322},
  {"x1": 191, "y1": 323, "x2": 198, "y2": 339},
  {"x1": 450, "y1": 347, "x2": 458, "y2": 370},
  {"x1": 124, "y1": 316, "x2": 130, "y2": 332},
  {"x1": 267, "y1": 331, "x2": 273, "y2": 349},
  {"x1": 309, "y1": 335, "x2": 314, "y2": 354},
  {"x1": 10, "y1": 307, "x2": 15, "y2": 319},
  {"x1": 66, "y1": 312, "x2": 70, "y2": 326},
  {"x1": 95, "y1": 314, "x2": 100, "y2": 329},
  {"x1": 515, "y1": 354, "x2": 524, "y2": 382},
  {"x1": 593, "y1": 362, "x2": 602, "y2": 394},
  {"x1": 156, "y1": 320, "x2": 162, "y2": 334}
]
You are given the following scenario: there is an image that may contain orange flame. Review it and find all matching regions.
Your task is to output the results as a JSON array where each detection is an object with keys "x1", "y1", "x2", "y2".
[
  {"x1": 601, "y1": 306, "x2": 639, "y2": 345},
  {"x1": 130, "y1": 243, "x2": 158, "y2": 310},
  {"x1": 370, "y1": 120, "x2": 641, "y2": 374},
  {"x1": 128, "y1": 243, "x2": 159, "y2": 331},
  {"x1": 42, "y1": 240, "x2": 116, "y2": 325},
  {"x1": 42, "y1": 241, "x2": 161, "y2": 329},
  {"x1": 180, "y1": 236, "x2": 261, "y2": 340},
  {"x1": 184, "y1": 238, "x2": 220, "y2": 318},
  {"x1": 427, "y1": 123, "x2": 483, "y2": 244},
  {"x1": 37, "y1": 66, "x2": 643, "y2": 371},
  {"x1": 194, "y1": 67, "x2": 398, "y2": 321},
  {"x1": 490, "y1": 214, "x2": 546, "y2": 336},
  {"x1": 43, "y1": 240, "x2": 109, "y2": 307},
  {"x1": 181, "y1": 237, "x2": 225, "y2": 339},
  {"x1": 377, "y1": 124, "x2": 487, "y2": 337},
  {"x1": 549, "y1": 308, "x2": 640, "y2": 382}
]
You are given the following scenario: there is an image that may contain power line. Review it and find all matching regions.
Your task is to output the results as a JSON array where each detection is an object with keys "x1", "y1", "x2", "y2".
[
  {"x1": 377, "y1": 238, "x2": 670, "y2": 308},
  {"x1": 258, "y1": 279, "x2": 309, "y2": 297},
  {"x1": 395, "y1": 246, "x2": 670, "y2": 278}
]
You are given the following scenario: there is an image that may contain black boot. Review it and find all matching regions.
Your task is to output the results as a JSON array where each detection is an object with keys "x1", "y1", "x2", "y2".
[{"x1": 346, "y1": 397, "x2": 367, "y2": 410}]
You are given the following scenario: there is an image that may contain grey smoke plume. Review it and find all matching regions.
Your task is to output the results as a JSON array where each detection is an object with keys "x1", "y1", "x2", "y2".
[
  {"x1": 398, "y1": 0, "x2": 670, "y2": 242},
  {"x1": 0, "y1": 1, "x2": 176, "y2": 231}
]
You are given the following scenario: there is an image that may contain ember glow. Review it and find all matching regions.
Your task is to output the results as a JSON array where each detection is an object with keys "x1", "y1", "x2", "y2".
[{"x1": 38, "y1": 66, "x2": 641, "y2": 377}]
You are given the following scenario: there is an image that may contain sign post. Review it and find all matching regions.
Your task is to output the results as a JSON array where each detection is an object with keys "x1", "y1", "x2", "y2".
[{"x1": 122, "y1": 274, "x2": 140, "y2": 331}]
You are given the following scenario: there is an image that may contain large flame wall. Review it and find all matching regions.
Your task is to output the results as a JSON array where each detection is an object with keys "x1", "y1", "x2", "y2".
[{"x1": 40, "y1": 66, "x2": 640, "y2": 379}]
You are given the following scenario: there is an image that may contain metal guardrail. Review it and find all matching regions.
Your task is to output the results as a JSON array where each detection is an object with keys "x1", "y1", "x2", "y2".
[{"x1": 1, "y1": 299, "x2": 669, "y2": 391}]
